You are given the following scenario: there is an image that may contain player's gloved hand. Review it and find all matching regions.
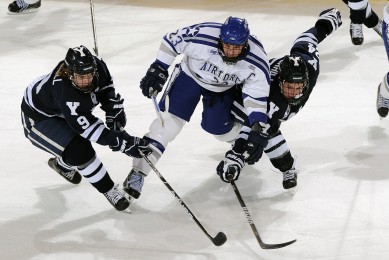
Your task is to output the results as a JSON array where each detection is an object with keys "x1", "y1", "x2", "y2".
[
  {"x1": 140, "y1": 62, "x2": 169, "y2": 98},
  {"x1": 110, "y1": 132, "x2": 152, "y2": 158},
  {"x1": 315, "y1": 8, "x2": 342, "y2": 34},
  {"x1": 106, "y1": 109, "x2": 126, "y2": 131},
  {"x1": 102, "y1": 94, "x2": 127, "y2": 130},
  {"x1": 243, "y1": 130, "x2": 268, "y2": 165},
  {"x1": 216, "y1": 150, "x2": 245, "y2": 182},
  {"x1": 101, "y1": 93, "x2": 127, "y2": 131}
]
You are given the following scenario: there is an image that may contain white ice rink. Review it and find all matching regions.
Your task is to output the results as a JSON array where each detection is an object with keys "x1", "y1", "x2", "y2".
[{"x1": 1, "y1": 0, "x2": 389, "y2": 259}]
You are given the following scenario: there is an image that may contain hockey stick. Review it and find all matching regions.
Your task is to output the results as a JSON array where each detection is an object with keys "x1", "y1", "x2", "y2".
[
  {"x1": 151, "y1": 64, "x2": 181, "y2": 127},
  {"x1": 230, "y1": 180, "x2": 297, "y2": 249},
  {"x1": 139, "y1": 151, "x2": 227, "y2": 246},
  {"x1": 89, "y1": 0, "x2": 99, "y2": 56},
  {"x1": 152, "y1": 95, "x2": 165, "y2": 127}
]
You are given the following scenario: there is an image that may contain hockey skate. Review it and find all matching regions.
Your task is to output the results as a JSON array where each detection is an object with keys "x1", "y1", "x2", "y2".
[
  {"x1": 350, "y1": 23, "x2": 364, "y2": 45},
  {"x1": 103, "y1": 184, "x2": 130, "y2": 211},
  {"x1": 8, "y1": 0, "x2": 41, "y2": 14},
  {"x1": 48, "y1": 157, "x2": 82, "y2": 184},
  {"x1": 373, "y1": 19, "x2": 383, "y2": 38},
  {"x1": 377, "y1": 83, "x2": 389, "y2": 118},
  {"x1": 283, "y1": 169, "x2": 298, "y2": 194},
  {"x1": 123, "y1": 169, "x2": 144, "y2": 200}
]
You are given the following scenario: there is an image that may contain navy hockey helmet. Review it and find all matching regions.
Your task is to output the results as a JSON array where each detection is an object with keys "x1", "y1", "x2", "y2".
[
  {"x1": 278, "y1": 55, "x2": 309, "y2": 105},
  {"x1": 64, "y1": 45, "x2": 98, "y2": 92},
  {"x1": 218, "y1": 16, "x2": 250, "y2": 64}
]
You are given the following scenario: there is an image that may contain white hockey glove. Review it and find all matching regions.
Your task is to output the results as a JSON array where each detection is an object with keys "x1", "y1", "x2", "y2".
[
  {"x1": 315, "y1": 8, "x2": 342, "y2": 34},
  {"x1": 216, "y1": 150, "x2": 245, "y2": 183}
]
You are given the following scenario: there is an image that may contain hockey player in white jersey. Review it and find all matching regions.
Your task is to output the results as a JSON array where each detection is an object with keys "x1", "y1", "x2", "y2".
[
  {"x1": 376, "y1": 4, "x2": 389, "y2": 118},
  {"x1": 123, "y1": 17, "x2": 270, "y2": 200},
  {"x1": 21, "y1": 45, "x2": 151, "y2": 211},
  {"x1": 217, "y1": 8, "x2": 342, "y2": 190}
]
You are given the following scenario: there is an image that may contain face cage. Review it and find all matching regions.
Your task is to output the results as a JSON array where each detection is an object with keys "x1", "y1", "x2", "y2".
[
  {"x1": 218, "y1": 40, "x2": 249, "y2": 64},
  {"x1": 279, "y1": 79, "x2": 309, "y2": 105},
  {"x1": 69, "y1": 70, "x2": 98, "y2": 93}
]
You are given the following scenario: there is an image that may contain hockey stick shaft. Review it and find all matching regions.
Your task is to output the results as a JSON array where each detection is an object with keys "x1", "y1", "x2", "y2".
[
  {"x1": 89, "y1": 0, "x2": 99, "y2": 56},
  {"x1": 230, "y1": 180, "x2": 296, "y2": 249},
  {"x1": 152, "y1": 96, "x2": 165, "y2": 127},
  {"x1": 139, "y1": 151, "x2": 227, "y2": 246},
  {"x1": 153, "y1": 64, "x2": 181, "y2": 127}
]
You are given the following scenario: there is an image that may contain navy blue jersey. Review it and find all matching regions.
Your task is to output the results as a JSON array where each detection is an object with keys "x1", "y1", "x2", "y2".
[
  {"x1": 21, "y1": 57, "x2": 121, "y2": 146},
  {"x1": 266, "y1": 29, "x2": 320, "y2": 136}
]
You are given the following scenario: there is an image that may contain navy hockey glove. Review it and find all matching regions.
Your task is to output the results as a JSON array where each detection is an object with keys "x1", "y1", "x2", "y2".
[
  {"x1": 106, "y1": 109, "x2": 126, "y2": 131},
  {"x1": 110, "y1": 132, "x2": 152, "y2": 158},
  {"x1": 315, "y1": 8, "x2": 342, "y2": 35},
  {"x1": 140, "y1": 62, "x2": 169, "y2": 98},
  {"x1": 243, "y1": 130, "x2": 268, "y2": 165},
  {"x1": 101, "y1": 93, "x2": 127, "y2": 130},
  {"x1": 217, "y1": 150, "x2": 245, "y2": 183}
]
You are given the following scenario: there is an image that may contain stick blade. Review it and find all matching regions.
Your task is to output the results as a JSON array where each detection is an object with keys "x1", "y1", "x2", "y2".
[
  {"x1": 260, "y1": 238, "x2": 296, "y2": 249},
  {"x1": 212, "y1": 232, "x2": 227, "y2": 246}
]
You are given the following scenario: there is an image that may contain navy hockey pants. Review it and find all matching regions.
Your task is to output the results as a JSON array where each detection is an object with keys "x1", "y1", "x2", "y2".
[
  {"x1": 159, "y1": 69, "x2": 236, "y2": 135},
  {"x1": 21, "y1": 112, "x2": 77, "y2": 157}
]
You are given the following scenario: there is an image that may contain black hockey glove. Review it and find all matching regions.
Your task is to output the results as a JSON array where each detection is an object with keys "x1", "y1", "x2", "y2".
[
  {"x1": 243, "y1": 130, "x2": 268, "y2": 165},
  {"x1": 106, "y1": 109, "x2": 126, "y2": 131},
  {"x1": 315, "y1": 8, "x2": 342, "y2": 35},
  {"x1": 217, "y1": 150, "x2": 245, "y2": 183},
  {"x1": 101, "y1": 93, "x2": 127, "y2": 131},
  {"x1": 110, "y1": 132, "x2": 152, "y2": 158},
  {"x1": 140, "y1": 62, "x2": 169, "y2": 98}
]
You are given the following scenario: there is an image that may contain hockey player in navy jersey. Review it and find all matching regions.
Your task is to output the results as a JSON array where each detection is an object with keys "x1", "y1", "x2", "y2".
[
  {"x1": 217, "y1": 8, "x2": 342, "y2": 190},
  {"x1": 123, "y1": 17, "x2": 270, "y2": 200},
  {"x1": 21, "y1": 45, "x2": 151, "y2": 211},
  {"x1": 342, "y1": 0, "x2": 382, "y2": 45}
]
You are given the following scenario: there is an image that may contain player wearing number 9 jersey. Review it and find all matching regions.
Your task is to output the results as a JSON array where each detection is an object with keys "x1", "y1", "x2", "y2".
[{"x1": 20, "y1": 45, "x2": 151, "y2": 211}]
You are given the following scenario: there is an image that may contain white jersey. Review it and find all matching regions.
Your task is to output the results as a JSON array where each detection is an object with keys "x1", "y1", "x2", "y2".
[{"x1": 155, "y1": 22, "x2": 270, "y2": 126}]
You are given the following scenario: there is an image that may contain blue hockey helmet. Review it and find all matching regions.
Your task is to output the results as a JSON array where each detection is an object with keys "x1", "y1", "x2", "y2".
[
  {"x1": 220, "y1": 17, "x2": 250, "y2": 45},
  {"x1": 218, "y1": 17, "x2": 250, "y2": 64}
]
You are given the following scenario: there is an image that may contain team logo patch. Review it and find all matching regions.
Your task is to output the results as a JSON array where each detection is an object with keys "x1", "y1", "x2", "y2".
[
  {"x1": 209, "y1": 49, "x2": 218, "y2": 55},
  {"x1": 185, "y1": 26, "x2": 200, "y2": 37}
]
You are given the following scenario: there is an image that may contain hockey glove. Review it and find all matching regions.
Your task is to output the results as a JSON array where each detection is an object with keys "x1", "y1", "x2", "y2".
[
  {"x1": 315, "y1": 8, "x2": 342, "y2": 35},
  {"x1": 217, "y1": 150, "x2": 245, "y2": 182},
  {"x1": 101, "y1": 93, "x2": 127, "y2": 130},
  {"x1": 243, "y1": 130, "x2": 268, "y2": 165},
  {"x1": 110, "y1": 132, "x2": 152, "y2": 158},
  {"x1": 106, "y1": 109, "x2": 126, "y2": 131},
  {"x1": 140, "y1": 62, "x2": 169, "y2": 98}
]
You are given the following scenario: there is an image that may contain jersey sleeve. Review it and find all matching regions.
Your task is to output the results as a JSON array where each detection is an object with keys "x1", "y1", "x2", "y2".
[
  {"x1": 241, "y1": 38, "x2": 271, "y2": 127},
  {"x1": 155, "y1": 22, "x2": 221, "y2": 69},
  {"x1": 95, "y1": 57, "x2": 117, "y2": 108},
  {"x1": 242, "y1": 75, "x2": 270, "y2": 127}
]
